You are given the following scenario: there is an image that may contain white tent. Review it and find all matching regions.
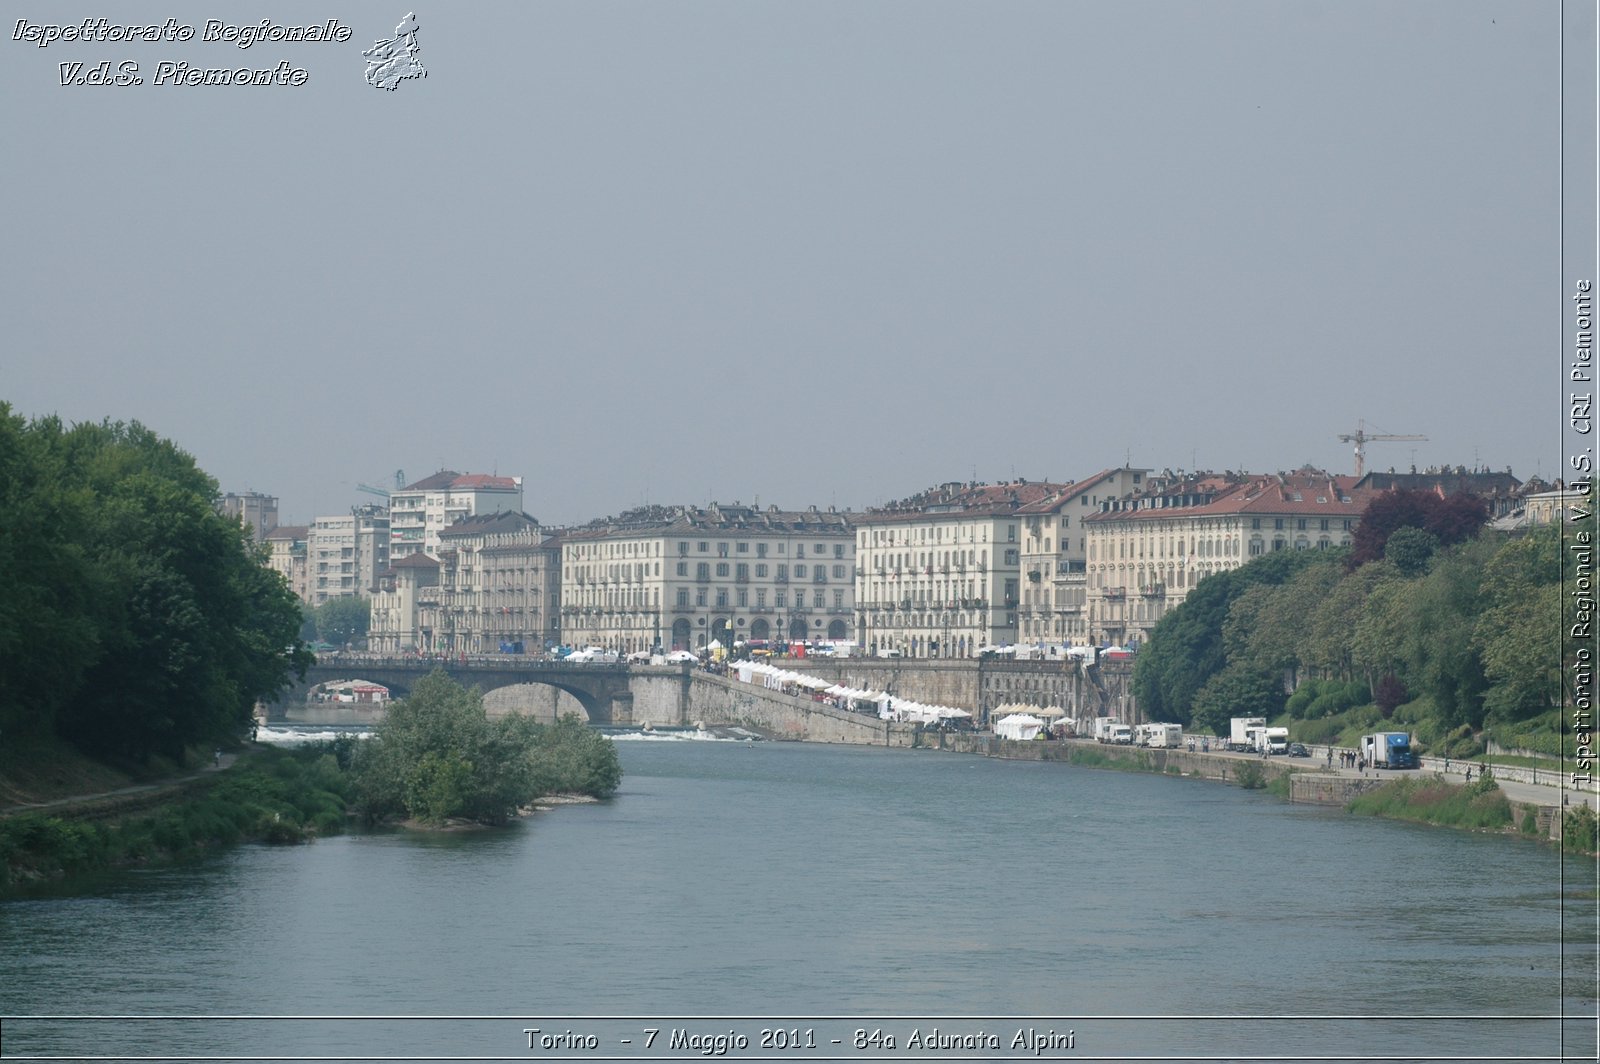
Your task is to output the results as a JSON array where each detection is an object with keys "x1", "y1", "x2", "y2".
[{"x1": 994, "y1": 713, "x2": 1046, "y2": 741}]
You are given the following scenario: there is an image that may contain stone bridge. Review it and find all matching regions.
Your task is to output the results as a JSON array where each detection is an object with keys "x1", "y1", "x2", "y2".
[{"x1": 269, "y1": 657, "x2": 644, "y2": 725}]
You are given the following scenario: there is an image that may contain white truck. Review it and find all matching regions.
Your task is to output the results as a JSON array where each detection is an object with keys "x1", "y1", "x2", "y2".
[
  {"x1": 1255, "y1": 726, "x2": 1290, "y2": 756},
  {"x1": 1228, "y1": 716, "x2": 1266, "y2": 752},
  {"x1": 1108, "y1": 723, "x2": 1133, "y2": 745},
  {"x1": 1136, "y1": 722, "x2": 1184, "y2": 748},
  {"x1": 1093, "y1": 717, "x2": 1122, "y2": 743},
  {"x1": 1361, "y1": 731, "x2": 1419, "y2": 769}
]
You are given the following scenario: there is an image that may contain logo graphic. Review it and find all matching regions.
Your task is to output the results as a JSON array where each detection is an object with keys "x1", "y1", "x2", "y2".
[{"x1": 363, "y1": 12, "x2": 425, "y2": 90}]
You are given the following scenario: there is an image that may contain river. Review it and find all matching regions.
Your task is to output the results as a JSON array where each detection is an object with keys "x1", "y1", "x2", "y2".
[{"x1": 0, "y1": 733, "x2": 1594, "y2": 1062}]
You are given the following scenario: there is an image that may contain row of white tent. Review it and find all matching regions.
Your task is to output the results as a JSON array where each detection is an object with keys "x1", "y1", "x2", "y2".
[
  {"x1": 992, "y1": 703, "x2": 1090, "y2": 741},
  {"x1": 731, "y1": 661, "x2": 972, "y2": 724}
]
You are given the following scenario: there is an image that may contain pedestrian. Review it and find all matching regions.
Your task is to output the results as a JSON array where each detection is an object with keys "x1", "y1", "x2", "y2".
[
  {"x1": 213, "y1": 747, "x2": 222, "y2": 768},
  {"x1": 1465, "y1": 766, "x2": 1473, "y2": 783},
  {"x1": 1444, "y1": 757, "x2": 1451, "y2": 773}
]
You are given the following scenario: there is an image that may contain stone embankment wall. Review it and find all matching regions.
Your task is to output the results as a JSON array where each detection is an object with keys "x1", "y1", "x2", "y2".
[
  {"x1": 688, "y1": 673, "x2": 915, "y2": 745},
  {"x1": 759, "y1": 657, "x2": 1133, "y2": 724},
  {"x1": 912, "y1": 733, "x2": 1302, "y2": 784}
]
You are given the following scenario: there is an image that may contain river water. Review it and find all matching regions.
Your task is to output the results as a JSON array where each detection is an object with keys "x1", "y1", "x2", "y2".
[{"x1": 1, "y1": 734, "x2": 1594, "y2": 1062}]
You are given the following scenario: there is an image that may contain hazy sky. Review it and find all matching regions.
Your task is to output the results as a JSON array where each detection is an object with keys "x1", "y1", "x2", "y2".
[{"x1": 2, "y1": 1, "x2": 1587, "y2": 526}]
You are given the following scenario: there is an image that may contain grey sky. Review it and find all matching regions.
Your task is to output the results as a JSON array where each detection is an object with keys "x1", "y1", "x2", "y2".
[{"x1": 1, "y1": 1, "x2": 1581, "y2": 526}]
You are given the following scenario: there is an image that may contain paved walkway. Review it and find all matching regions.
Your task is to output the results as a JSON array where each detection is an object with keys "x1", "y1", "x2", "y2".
[{"x1": 0, "y1": 753, "x2": 240, "y2": 817}]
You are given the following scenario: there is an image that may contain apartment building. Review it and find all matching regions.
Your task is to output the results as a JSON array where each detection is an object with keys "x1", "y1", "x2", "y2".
[
  {"x1": 853, "y1": 481, "x2": 1066, "y2": 658},
  {"x1": 1014, "y1": 468, "x2": 1151, "y2": 647},
  {"x1": 370, "y1": 511, "x2": 555, "y2": 654},
  {"x1": 1081, "y1": 469, "x2": 1375, "y2": 646},
  {"x1": 306, "y1": 504, "x2": 390, "y2": 606},
  {"x1": 264, "y1": 523, "x2": 309, "y2": 602},
  {"x1": 220, "y1": 491, "x2": 279, "y2": 543},
  {"x1": 559, "y1": 503, "x2": 856, "y2": 655},
  {"x1": 387, "y1": 470, "x2": 524, "y2": 560},
  {"x1": 369, "y1": 552, "x2": 440, "y2": 653}
]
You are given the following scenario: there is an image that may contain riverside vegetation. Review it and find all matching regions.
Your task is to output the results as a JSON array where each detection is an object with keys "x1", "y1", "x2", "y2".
[
  {"x1": 0, "y1": 672, "x2": 623, "y2": 891},
  {"x1": 1131, "y1": 488, "x2": 1593, "y2": 765}
]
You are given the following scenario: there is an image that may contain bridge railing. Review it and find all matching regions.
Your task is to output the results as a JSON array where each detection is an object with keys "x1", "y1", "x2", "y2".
[{"x1": 311, "y1": 653, "x2": 632, "y2": 670}]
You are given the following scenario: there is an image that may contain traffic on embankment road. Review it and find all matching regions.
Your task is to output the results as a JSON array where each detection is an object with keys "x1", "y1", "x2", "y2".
[{"x1": 1061, "y1": 735, "x2": 1600, "y2": 812}]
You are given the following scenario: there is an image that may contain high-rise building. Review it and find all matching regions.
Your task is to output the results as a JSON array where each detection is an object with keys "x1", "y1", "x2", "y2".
[
  {"x1": 306, "y1": 504, "x2": 390, "y2": 606},
  {"x1": 220, "y1": 491, "x2": 278, "y2": 542},
  {"x1": 387, "y1": 470, "x2": 523, "y2": 560}
]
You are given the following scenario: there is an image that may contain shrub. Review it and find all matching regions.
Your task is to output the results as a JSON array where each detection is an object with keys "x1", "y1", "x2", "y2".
[
  {"x1": 1563, "y1": 805, "x2": 1599, "y2": 855},
  {"x1": 1232, "y1": 762, "x2": 1267, "y2": 790}
]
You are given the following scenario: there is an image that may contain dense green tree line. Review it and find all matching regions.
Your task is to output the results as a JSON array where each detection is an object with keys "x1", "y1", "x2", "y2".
[
  {"x1": 0, "y1": 405, "x2": 310, "y2": 761},
  {"x1": 1132, "y1": 497, "x2": 1584, "y2": 750},
  {"x1": 349, "y1": 669, "x2": 622, "y2": 825}
]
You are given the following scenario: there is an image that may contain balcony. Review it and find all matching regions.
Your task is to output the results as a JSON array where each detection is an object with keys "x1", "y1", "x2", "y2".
[
  {"x1": 1103, "y1": 588, "x2": 1126, "y2": 600},
  {"x1": 1026, "y1": 569, "x2": 1042, "y2": 582},
  {"x1": 1140, "y1": 584, "x2": 1167, "y2": 598}
]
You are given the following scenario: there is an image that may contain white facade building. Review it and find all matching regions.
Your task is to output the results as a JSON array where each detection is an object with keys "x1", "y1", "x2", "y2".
[
  {"x1": 853, "y1": 481, "x2": 1069, "y2": 658},
  {"x1": 559, "y1": 503, "x2": 856, "y2": 654},
  {"x1": 1081, "y1": 469, "x2": 1376, "y2": 646},
  {"x1": 388, "y1": 470, "x2": 524, "y2": 560}
]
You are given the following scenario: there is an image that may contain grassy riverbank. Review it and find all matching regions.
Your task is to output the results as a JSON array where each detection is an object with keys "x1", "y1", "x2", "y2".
[{"x1": 0, "y1": 745, "x2": 350, "y2": 894}]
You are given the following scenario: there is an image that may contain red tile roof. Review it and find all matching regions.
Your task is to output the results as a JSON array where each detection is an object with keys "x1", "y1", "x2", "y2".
[
  {"x1": 1084, "y1": 472, "x2": 1373, "y2": 523},
  {"x1": 450, "y1": 473, "x2": 520, "y2": 491}
]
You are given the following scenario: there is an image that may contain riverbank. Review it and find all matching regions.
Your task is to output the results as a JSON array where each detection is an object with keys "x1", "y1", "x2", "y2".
[
  {"x1": 908, "y1": 730, "x2": 1599, "y2": 854},
  {"x1": 0, "y1": 745, "x2": 350, "y2": 895}
]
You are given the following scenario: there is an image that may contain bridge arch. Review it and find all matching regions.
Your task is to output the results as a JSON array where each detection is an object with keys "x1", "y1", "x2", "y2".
[{"x1": 282, "y1": 661, "x2": 636, "y2": 726}]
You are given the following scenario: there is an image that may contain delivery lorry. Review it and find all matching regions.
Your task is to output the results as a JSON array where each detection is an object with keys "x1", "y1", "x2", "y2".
[
  {"x1": 1093, "y1": 717, "x2": 1121, "y2": 743},
  {"x1": 1361, "y1": 731, "x2": 1418, "y2": 769},
  {"x1": 1228, "y1": 716, "x2": 1266, "y2": 752}
]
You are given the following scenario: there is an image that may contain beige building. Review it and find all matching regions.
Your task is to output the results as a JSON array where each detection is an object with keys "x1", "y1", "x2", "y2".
[
  {"x1": 371, "y1": 511, "x2": 555, "y2": 654},
  {"x1": 559, "y1": 503, "x2": 856, "y2": 654},
  {"x1": 1081, "y1": 469, "x2": 1375, "y2": 646},
  {"x1": 369, "y1": 552, "x2": 441, "y2": 653},
  {"x1": 306, "y1": 504, "x2": 390, "y2": 606},
  {"x1": 388, "y1": 470, "x2": 524, "y2": 560},
  {"x1": 853, "y1": 481, "x2": 1068, "y2": 658},
  {"x1": 1014, "y1": 468, "x2": 1151, "y2": 647},
  {"x1": 264, "y1": 523, "x2": 309, "y2": 603}
]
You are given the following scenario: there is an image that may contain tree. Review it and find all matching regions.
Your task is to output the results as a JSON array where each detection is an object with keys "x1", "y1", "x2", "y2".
[
  {"x1": 314, "y1": 596, "x2": 371, "y2": 648},
  {"x1": 351, "y1": 670, "x2": 622, "y2": 826},
  {"x1": 1348, "y1": 489, "x2": 1487, "y2": 569},
  {"x1": 1189, "y1": 664, "x2": 1286, "y2": 738},
  {"x1": 1473, "y1": 527, "x2": 1563, "y2": 723},
  {"x1": 1132, "y1": 548, "x2": 1320, "y2": 725},
  {"x1": 1383, "y1": 526, "x2": 1440, "y2": 576},
  {"x1": 0, "y1": 411, "x2": 310, "y2": 761}
]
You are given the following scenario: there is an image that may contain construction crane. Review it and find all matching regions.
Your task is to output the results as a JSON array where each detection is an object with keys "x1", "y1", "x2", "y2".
[
  {"x1": 1338, "y1": 420, "x2": 1427, "y2": 477},
  {"x1": 356, "y1": 483, "x2": 391, "y2": 502}
]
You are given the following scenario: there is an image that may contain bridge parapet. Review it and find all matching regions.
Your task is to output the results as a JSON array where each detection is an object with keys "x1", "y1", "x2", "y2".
[{"x1": 273, "y1": 657, "x2": 643, "y2": 725}]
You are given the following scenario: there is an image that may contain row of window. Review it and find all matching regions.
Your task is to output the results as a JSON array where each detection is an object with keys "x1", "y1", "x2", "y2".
[
  {"x1": 674, "y1": 540, "x2": 847, "y2": 558},
  {"x1": 673, "y1": 588, "x2": 845, "y2": 608}
]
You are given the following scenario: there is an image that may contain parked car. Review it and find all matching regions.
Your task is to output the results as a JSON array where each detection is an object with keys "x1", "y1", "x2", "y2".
[{"x1": 1287, "y1": 742, "x2": 1310, "y2": 758}]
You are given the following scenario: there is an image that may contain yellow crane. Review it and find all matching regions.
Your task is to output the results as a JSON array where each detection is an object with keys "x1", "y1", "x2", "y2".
[{"x1": 1337, "y1": 420, "x2": 1427, "y2": 477}]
